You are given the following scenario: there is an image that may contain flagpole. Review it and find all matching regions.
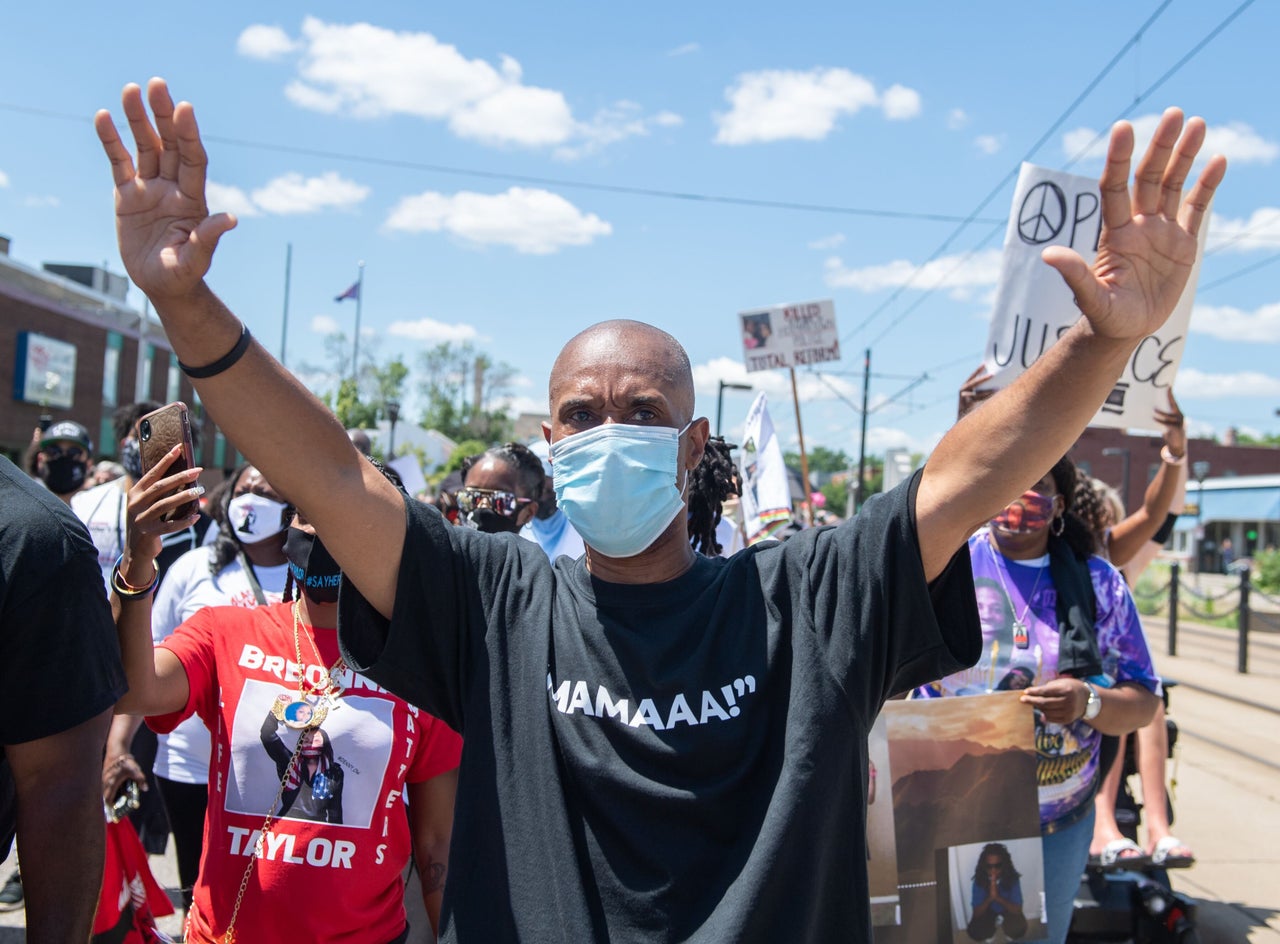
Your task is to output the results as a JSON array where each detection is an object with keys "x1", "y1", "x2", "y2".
[
  {"x1": 789, "y1": 367, "x2": 813, "y2": 526},
  {"x1": 280, "y1": 243, "x2": 292, "y2": 368},
  {"x1": 351, "y1": 260, "x2": 365, "y2": 383}
]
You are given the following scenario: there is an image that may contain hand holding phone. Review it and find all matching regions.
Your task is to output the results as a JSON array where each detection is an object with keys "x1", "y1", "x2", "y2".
[{"x1": 136, "y1": 402, "x2": 198, "y2": 521}]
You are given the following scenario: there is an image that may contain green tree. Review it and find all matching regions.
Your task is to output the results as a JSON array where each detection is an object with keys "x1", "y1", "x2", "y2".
[
  {"x1": 783, "y1": 446, "x2": 851, "y2": 478},
  {"x1": 418, "y1": 343, "x2": 515, "y2": 443}
]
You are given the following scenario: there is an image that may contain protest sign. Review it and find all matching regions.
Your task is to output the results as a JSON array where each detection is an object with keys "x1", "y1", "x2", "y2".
[
  {"x1": 981, "y1": 162, "x2": 1209, "y2": 430},
  {"x1": 739, "y1": 299, "x2": 841, "y2": 373},
  {"x1": 872, "y1": 693, "x2": 1045, "y2": 943},
  {"x1": 738, "y1": 392, "x2": 792, "y2": 542}
]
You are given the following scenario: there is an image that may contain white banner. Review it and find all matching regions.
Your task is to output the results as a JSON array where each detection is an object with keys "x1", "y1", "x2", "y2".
[
  {"x1": 15, "y1": 332, "x2": 76, "y2": 409},
  {"x1": 739, "y1": 392, "x2": 793, "y2": 542},
  {"x1": 740, "y1": 299, "x2": 840, "y2": 373},
  {"x1": 980, "y1": 162, "x2": 1208, "y2": 429}
]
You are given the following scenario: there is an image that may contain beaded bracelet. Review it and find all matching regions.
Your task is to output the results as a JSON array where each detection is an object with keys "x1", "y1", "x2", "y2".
[
  {"x1": 179, "y1": 323, "x2": 252, "y2": 379},
  {"x1": 111, "y1": 555, "x2": 159, "y2": 599}
]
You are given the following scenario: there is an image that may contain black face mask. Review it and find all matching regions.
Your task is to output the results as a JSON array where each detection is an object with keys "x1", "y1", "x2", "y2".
[
  {"x1": 465, "y1": 508, "x2": 522, "y2": 534},
  {"x1": 121, "y1": 437, "x2": 143, "y2": 480},
  {"x1": 283, "y1": 528, "x2": 342, "y2": 605},
  {"x1": 43, "y1": 456, "x2": 87, "y2": 495}
]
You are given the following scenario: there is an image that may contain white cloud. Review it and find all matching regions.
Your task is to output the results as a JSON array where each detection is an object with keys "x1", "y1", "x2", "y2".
[
  {"x1": 880, "y1": 84, "x2": 922, "y2": 121},
  {"x1": 384, "y1": 186, "x2": 611, "y2": 254},
  {"x1": 974, "y1": 134, "x2": 1003, "y2": 155},
  {"x1": 555, "y1": 102, "x2": 684, "y2": 160},
  {"x1": 824, "y1": 248, "x2": 1004, "y2": 299},
  {"x1": 23, "y1": 195, "x2": 59, "y2": 208},
  {"x1": 1190, "y1": 301, "x2": 1280, "y2": 342},
  {"x1": 386, "y1": 318, "x2": 480, "y2": 344},
  {"x1": 1062, "y1": 115, "x2": 1278, "y2": 165},
  {"x1": 1174, "y1": 367, "x2": 1280, "y2": 399},
  {"x1": 237, "y1": 24, "x2": 300, "y2": 60},
  {"x1": 714, "y1": 68, "x2": 920, "y2": 145},
  {"x1": 1207, "y1": 207, "x2": 1280, "y2": 253},
  {"x1": 310, "y1": 315, "x2": 342, "y2": 335},
  {"x1": 808, "y1": 233, "x2": 846, "y2": 250},
  {"x1": 667, "y1": 42, "x2": 700, "y2": 57},
  {"x1": 251, "y1": 172, "x2": 369, "y2": 215},
  {"x1": 206, "y1": 181, "x2": 262, "y2": 218},
  {"x1": 259, "y1": 18, "x2": 668, "y2": 156},
  {"x1": 0, "y1": 169, "x2": 9, "y2": 187},
  {"x1": 947, "y1": 108, "x2": 969, "y2": 131},
  {"x1": 500, "y1": 393, "x2": 552, "y2": 417}
]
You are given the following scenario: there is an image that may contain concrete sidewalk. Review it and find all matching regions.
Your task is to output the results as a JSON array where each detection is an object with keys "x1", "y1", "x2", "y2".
[{"x1": 1133, "y1": 615, "x2": 1280, "y2": 944}]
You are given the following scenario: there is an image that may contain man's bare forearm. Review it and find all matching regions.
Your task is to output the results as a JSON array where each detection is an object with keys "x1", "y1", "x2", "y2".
[
  {"x1": 8, "y1": 709, "x2": 112, "y2": 944},
  {"x1": 918, "y1": 320, "x2": 1133, "y2": 580},
  {"x1": 150, "y1": 283, "x2": 404, "y2": 614}
]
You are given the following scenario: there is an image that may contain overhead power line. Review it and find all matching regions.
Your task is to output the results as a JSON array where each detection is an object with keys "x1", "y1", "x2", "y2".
[
  {"x1": 0, "y1": 100, "x2": 1002, "y2": 225},
  {"x1": 838, "y1": 0, "x2": 1177, "y2": 346}
]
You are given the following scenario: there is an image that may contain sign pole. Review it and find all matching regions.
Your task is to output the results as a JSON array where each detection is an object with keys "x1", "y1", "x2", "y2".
[
  {"x1": 789, "y1": 367, "x2": 813, "y2": 526},
  {"x1": 855, "y1": 347, "x2": 870, "y2": 513}
]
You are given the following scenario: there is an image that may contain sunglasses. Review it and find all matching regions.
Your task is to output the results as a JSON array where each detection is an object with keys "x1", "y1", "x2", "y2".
[
  {"x1": 42, "y1": 444, "x2": 88, "y2": 461},
  {"x1": 456, "y1": 487, "x2": 531, "y2": 517}
]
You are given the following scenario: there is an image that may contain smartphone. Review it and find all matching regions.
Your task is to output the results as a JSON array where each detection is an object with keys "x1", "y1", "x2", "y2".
[
  {"x1": 38, "y1": 413, "x2": 53, "y2": 433},
  {"x1": 137, "y1": 401, "x2": 198, "y2": 521}
]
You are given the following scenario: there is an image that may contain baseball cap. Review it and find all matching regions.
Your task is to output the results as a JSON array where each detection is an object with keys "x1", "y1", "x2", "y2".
[{"x1": 40, "y1": 421, "x2": 93, "y2": 453}]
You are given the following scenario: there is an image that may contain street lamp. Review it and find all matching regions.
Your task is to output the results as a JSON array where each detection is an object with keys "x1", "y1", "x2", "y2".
[
  {"x1": 716, "y1": 381, "x2": 753, "y2": 437},
  {"x1": 1192, "y1": 459, "x2": 1211, "y2": 576},
  {"x1": 1102, "y1": 446, "x2": 1131, "y2": 511},
  {"x1": 386, "y1": 399, "x2": 401, "y2": 459}
]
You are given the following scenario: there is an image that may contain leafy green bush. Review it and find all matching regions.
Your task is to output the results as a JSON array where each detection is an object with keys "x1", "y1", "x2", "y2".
[{"x1": 1253, "y1": 548, "x2": 1280, "y2": 593}]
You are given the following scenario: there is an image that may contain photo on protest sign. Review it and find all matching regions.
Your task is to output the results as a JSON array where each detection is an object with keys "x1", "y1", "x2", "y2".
[
  {"x1": 941, "y1": 836, "x2": 1045, "y2": 944},
  {"x1": 868, "y1": 713, "x2": 901, "y2": 926},
  {"x1": 872, "y1": 692, "x2": 1042, "y2": 944},
  {"x1": 739, "y1": 299, "x2": 840, "y2": 373},
  {"x1": 980, "y1": 162, "x2": 1209, "y2": 430}
]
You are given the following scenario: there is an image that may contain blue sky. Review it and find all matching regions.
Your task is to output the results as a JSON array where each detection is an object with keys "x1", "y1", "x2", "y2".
[{"x1": 3, "y1": 2, "x2": 1278, "y2": 460}]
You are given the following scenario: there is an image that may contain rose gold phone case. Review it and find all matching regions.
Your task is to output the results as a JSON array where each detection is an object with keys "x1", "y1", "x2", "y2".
[{"x1": 137, "y1": 402, "x2": 197, "y2": 521}]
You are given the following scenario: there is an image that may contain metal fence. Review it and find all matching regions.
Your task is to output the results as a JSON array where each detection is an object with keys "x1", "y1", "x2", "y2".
[{"x1": 1130, "y1": 562, "x2": 1280, "y2": 673}]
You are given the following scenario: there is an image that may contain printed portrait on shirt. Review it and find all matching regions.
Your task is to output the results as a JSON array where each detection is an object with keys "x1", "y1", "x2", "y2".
[{"x1": 224, "y1": 679, "x2": 396, "y2": 828}]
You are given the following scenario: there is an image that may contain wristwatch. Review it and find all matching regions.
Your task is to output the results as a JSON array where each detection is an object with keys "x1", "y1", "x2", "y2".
[{"x1": 1082, "y1": 682, "x2": 1102, "y2": 722}]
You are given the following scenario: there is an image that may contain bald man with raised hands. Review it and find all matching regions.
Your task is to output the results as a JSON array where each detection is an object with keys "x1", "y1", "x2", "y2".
[{"x1": 98, "y1": 78, "x2": 1223, "y2": 943}]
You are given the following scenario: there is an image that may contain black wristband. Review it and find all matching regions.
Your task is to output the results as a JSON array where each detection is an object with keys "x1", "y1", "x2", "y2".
[
  {"x1": 179, "y1": 324, "x2": 252, "y2": 379},
  {"x1": 1152, "y1": 512, "x2": 1179, "y2": 545}
]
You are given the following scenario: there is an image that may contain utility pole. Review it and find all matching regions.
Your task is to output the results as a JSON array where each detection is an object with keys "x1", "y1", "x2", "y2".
[{"x1": 854, "y1": 348, "x2": 871, "y2": 513}]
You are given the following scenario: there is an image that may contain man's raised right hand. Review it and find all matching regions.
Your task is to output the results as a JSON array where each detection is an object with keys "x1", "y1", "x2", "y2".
[{"x1": 95, "y1": 78, "x2": 236, "y2": 305}]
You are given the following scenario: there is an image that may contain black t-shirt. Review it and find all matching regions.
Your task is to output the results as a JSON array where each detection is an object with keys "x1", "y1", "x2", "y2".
[
  {"x1": 0, "y1": 457, "x2": 128, "y2": 857},
  {"x1": 340, "y1": 472, "x2": 979, "y2": 943}
]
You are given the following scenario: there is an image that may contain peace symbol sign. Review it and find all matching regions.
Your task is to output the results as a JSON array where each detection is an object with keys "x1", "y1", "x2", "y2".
[{"x1": 1017, "y1": 181, "x2": 1067, "y2": 245}]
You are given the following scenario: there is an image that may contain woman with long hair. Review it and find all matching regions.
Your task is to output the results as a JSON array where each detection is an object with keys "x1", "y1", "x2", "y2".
[
  {"x1": 967, "y1": 842, "x2": 1027, "y2": 940},
  {"x1": 916, "y1": 455, "x2": 1160, "y2": 944}
]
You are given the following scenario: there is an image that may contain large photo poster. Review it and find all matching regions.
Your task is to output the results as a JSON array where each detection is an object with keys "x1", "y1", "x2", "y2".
[
  {"x1": 980, "y1": 162, "x2": 1209, "y2": 430},
  {"x1": 873, "y1": 693, "x2": 1044, "y2": 944}
]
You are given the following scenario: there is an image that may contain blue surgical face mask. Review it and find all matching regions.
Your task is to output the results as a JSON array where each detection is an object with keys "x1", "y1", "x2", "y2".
[{"x1": 550, "y1": 421, "x2": 691, "y2": 558}]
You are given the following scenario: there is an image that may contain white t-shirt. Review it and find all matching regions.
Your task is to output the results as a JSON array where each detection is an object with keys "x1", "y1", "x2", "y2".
[
  {"x1": 70, "y1": 480, "x2": 127, "y2": 589},
  {"x1": 150, "y1": 544, "x2": 289, "y2": 784},
  {"x1": 520, "y1": 509, "x2": 586, "y2": 562}
]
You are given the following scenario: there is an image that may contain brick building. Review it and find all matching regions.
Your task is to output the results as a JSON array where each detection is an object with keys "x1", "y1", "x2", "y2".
[{"x1": 1, "y1": 235, "x2": 238, "y2": 474}]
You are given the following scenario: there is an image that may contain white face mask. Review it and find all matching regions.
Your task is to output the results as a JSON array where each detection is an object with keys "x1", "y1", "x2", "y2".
[
  {"x1": 228, "y1": 493, "x2": 289, "y2": 543},
  {"x1": 550, "y1": 422, "x2": 691, "y2": 558}
]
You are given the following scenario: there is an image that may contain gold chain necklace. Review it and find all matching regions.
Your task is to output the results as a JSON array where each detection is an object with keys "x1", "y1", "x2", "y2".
[{"x1": 270, "y1": 603, "x2": 347, "y2": 730}]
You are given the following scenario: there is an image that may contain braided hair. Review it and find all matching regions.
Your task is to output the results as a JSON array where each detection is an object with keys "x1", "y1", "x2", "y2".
[
  {"x1": 1071, "y1": 470, "x2": 1120, "y2": 556},
  {"x1": 461, "y1": 442, "x2": 544, "y2": 500},
  {"x1": 1048, "y1": 455, "x2": 1099, "y2": 561},
  {"x1": 689, "y1": 437, "x2": 741, "y2": 557}
]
